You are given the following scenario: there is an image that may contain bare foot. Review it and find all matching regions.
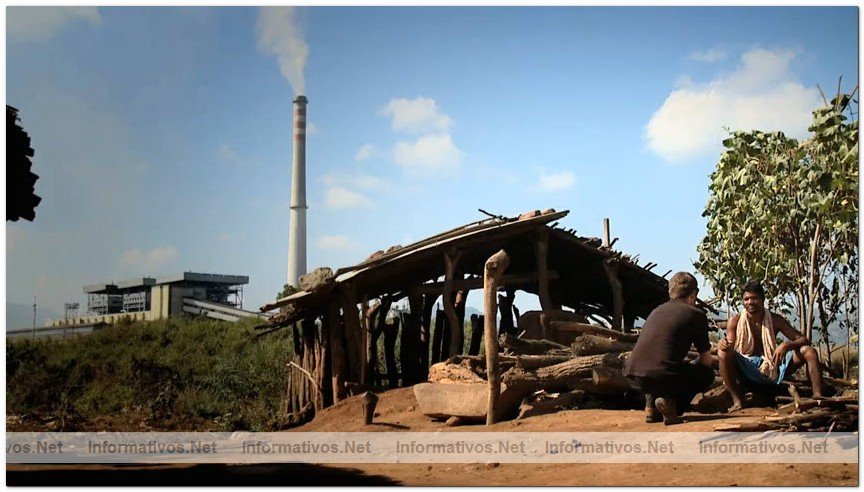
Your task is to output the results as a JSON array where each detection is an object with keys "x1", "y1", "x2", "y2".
[{"x1": 728, "y1": 401, "x2": 745, "y2": 413}]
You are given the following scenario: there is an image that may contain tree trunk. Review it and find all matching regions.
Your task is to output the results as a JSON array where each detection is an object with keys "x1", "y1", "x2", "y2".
[
  {"x1": 484, "y1": 249, "x2": 510, "y2": 425},
  {"x1": 404, "y1": 293, "x2": 423, "y2": 385},
  {"x1": 340, "y1": 287, "x2": 365, "y2": 384},
  {"x1": 601, "y1": 260, "x2": 624, "y2": 331},
  {"x1": 420, "y1": 294, "x2": 435, "y2": 382},
  {"x1": 535, "y1": 230, "x2": 553, "y2": 311},
  {"x1": 502, "y1": 352, "x2": 626, "y2": 393}
]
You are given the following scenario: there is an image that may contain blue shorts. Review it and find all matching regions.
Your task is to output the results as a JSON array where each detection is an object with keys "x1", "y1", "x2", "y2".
[{"x1": 734, "y1": 351, "x2": 795, "y2": 386}]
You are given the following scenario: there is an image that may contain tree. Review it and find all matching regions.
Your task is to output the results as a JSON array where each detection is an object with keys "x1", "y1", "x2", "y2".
[
  {"x1": 7, "y1": 105, "x2": 41, "y2": 222},
  {"x1": 695, "y1": 87, "x2": 859, "y2": 362}
]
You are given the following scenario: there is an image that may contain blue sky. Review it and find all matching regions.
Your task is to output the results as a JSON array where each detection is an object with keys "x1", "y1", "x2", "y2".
[{"x1": 5, "y1": 6, "x2": 859, "y2": 322}]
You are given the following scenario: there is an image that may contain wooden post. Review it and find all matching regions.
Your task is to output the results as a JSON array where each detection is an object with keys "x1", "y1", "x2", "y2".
[
  {"x1": 602, "y1": 260, "x2": 624, "y2": 331},
  {"x1": 364, "y1": 300, "x2": 382, "y2": 389},
  {"x1": 405, "y1": 293, "x2": 423, "y2": 385},
  {"x1": 535, "y1": 230, "x2": 553, "y2": 311},
  {"x1": 420, "y1": 294, "x2": 435, "y2": 381},
  {"x1": 340, "y1": 286, "x2": 366, "y2": 385},
  {"x1": 431, "y1": 308, "x2": 444, "y2": 364},
  {"x1": 498, "y1": 289, "x2": 515, "y2": 336},
  {"x1": 468, "y1": 313, "x2": 484, "y2": 356},
  {"x1": 455, "y1": 290, "x2": 467, "y2": 355},
  {"x1": 318, "y1": 311, "x2": 333, "y2": 409},
  {"x1": 443, "y1": 250, "x2": 462, "y2": 358},
  {"x1": 484, "y1": 249, "x2": 510, "y2": 425},
  {"x1": 603, "y1": 218, "x2": 611, "y2": 248},
  {"x1": 327, "y1": 300, "x2": 348, "y2": 403},
  {"x1": 383, "y1": 317, "x2": 400, "y2": 388}
]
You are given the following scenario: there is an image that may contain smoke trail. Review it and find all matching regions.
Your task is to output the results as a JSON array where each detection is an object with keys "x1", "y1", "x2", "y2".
[{"x1": 256, "y1": 6, "x2": 308, "y2": 95}]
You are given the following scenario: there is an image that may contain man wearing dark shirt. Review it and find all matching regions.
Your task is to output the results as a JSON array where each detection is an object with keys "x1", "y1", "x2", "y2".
[{"x1": 623, "y1": 272, "x2": 714, "y2": 425}]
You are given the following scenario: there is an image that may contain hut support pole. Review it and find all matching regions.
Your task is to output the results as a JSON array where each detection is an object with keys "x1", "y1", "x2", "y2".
[
  {"x1": 602, "y1": 260, "x2": 624, "y2": 331},
  {"x1": 340, "y1": 286, "x2": 366, "y2": 385},
  {"x1": 535, "y1": 230, "x2": 553, "y2": 311},
  {"x1": 484, "y1": 249, "x2": 510, "y2": 425},
  {"x1": 326, "y1": 301, "x2": 348, "y2": 403},
  {"x1": 443, "y1": 249, "x2": 463, "y2": 358}
]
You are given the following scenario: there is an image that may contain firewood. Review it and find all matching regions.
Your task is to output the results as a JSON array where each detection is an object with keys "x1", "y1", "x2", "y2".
[
  {"x1": 446, "y1": 353, "x2": 572, "y2": 369},
  {"x1": 714, "y1": 421, "x2": 784, "y2": 431},
  {"x1": 570, "y1": 334, "x2": 634, "y2": 356},
  {"x1": 824, "y1": 376, "x2": 858, "y2": 388},
  {"x1": 499, "y1": 333, "x2": 567, "y2": 355},
  {"x1": 550, "y1": 321, "x2": 640, "y2": 343}
]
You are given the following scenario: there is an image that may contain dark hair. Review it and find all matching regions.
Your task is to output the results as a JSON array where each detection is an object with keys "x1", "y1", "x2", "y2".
[
  {"x1": 669, "y1": 272, "x2": 698, "y2": 300},
  {"x1": 742, "y1": 281, "x2": 765, "y2": 300}
]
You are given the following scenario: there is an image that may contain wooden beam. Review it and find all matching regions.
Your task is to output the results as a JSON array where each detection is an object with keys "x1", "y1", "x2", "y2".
[
  {"x1": 340, "y1": 285, "x2": 365, "y2": 385},
  {"x1": 410, "y1": 271, "x2": 560, "y2": 296},
  {"x1": 484, "y1": 249, "x2": 510, "y2": 425},
  {"x1": 603, "y1": 218, "x2": 611, "y2": 248}
]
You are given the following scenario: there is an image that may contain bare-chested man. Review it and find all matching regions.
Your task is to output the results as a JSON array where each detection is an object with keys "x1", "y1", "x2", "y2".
[{"x1": 718, "y1": 282, "x2": 824, "y2": 411}]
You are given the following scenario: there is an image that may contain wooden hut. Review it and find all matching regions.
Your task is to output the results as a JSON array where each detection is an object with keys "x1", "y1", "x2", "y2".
[{"x1": 259, "y1": 208, "x2": 688, "y2": 423}]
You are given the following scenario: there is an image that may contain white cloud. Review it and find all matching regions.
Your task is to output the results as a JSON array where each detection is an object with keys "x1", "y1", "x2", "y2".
[
  {"x1": 533, "y1": 171, "x2": 576, "y2": 192},
  {"x1": 393, "y1": 133, "x2": 463, "y2": 171},
  {"x1": 119, "y1": 245, "x2": 180, "y2": 273},
  {"x1": 689, "y1": 48, "x2": 726, "y2": 63},
  {"x1": 379, "y1": 97, "x2": 453, "y2": 134},
  {"x1": 256, "y1": 7, "x2": 308, "y2": 95},
  {"x1": 318, "y1": 235, "x2": 353, "y2": 250},
  {"x1": 645, "y1": 48, "x2": 821, "y2": 163},
  {"x1": 355, "y1": 143, "x2": 377, "y2": 162},
  {"x1": 8, "y1": 7, "x2": 101, "y2": 42},
  {"x1": 324, "y1": 186, "x2": 373, "y2": 209}
]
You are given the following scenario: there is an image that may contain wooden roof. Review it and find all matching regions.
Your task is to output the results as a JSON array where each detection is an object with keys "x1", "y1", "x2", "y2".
[{"x1": 261, "y1": 209, "x2": 693, "y2": 327}]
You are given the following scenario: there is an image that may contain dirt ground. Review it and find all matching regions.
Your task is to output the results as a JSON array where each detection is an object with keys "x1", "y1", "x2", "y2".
[
  {"x1": 288, "y1": 387, "x2": 858, "y2": 486},
  {"x1": 7, "y1": 387, "x2": 858, "y2": 486}
]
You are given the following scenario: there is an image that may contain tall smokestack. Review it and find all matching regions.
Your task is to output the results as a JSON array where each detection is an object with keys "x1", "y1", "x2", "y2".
[{"x1": 287, "y1": 95, "x2": 308, "y2": 288}]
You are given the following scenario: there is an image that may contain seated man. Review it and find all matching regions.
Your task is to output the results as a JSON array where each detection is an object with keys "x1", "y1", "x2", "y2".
[
  {"x1": 718, "y1": 282, "x2": 824, "y2": 411},
  {"x1": 624, "y1": 272, "x2": 714, "y2": 425}
]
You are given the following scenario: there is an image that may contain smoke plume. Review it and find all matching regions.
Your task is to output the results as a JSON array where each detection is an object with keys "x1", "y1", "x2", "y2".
[{"x1": 256, "y1": 7, "x2": 308, "y2": 95}]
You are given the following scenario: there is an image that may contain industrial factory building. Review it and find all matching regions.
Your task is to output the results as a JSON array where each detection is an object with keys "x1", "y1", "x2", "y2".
[{"x1": 49, "y1": 271, "x2": 264, "y2": 327}]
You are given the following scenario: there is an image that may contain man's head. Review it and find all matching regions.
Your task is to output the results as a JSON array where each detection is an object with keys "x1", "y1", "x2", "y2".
[
  {"x1": 742, "y1": 281, "x2": 765, "y2": 315},
  {"x1": 669, "y1": 272, "x2": 698, "y2": 305}
]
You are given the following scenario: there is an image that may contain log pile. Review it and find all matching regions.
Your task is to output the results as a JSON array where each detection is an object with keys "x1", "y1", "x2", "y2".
[{"x1": 414, "y1": 326, "x2": 640, "y2": 423}]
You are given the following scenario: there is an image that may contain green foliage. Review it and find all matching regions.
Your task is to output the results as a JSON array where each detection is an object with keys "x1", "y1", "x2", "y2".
[
  {"x1": 6, "y1": 317, "x2": 293, "y2": 431},
  {"x1": 276, "y1": 283, "x2": 299, "y2": 300},
  {"x1": 696, "y1": 88, "x2": 859, "y2": 345}
]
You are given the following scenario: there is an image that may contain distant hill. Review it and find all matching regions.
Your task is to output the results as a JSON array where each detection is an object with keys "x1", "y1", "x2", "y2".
[{"x1": 6, "y1": 303, "x2": 61, "y2": 330}]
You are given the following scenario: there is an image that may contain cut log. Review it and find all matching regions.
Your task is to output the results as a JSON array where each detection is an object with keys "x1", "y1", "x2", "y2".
[
  {"x1": 413, "y1": 382, "x2": 523, "y2": 421},
  {"x1": 825, "y1": 376, "x2": 858, "y2": 388},
  {"x1": 446, "y1": 353, "x2": 572, "y2": 370},
  {"x1": 550, "y1": 321, "x2": 640, "y2": 343},
  {"x1": 591, "y1": 367, "x2": 632, "y2": 393},
  {"x1": 775, "y1": 396, "x2": 859, "y2": 415},
  {"x1": 570, "y1": 334, "x2": 635, "y2": 356},
  {"x1": 502, "y1": 352, "x2": 626, "y2": 393},
  {"x1": 517, "y1": 390, "x2": 585, "y2": 420},
  {"x1": 499, "y1": 333, "x2": 567, "y2": 355},
  {"x1": 429, "y1": 362, "x2": 485, "y2": 384}
]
